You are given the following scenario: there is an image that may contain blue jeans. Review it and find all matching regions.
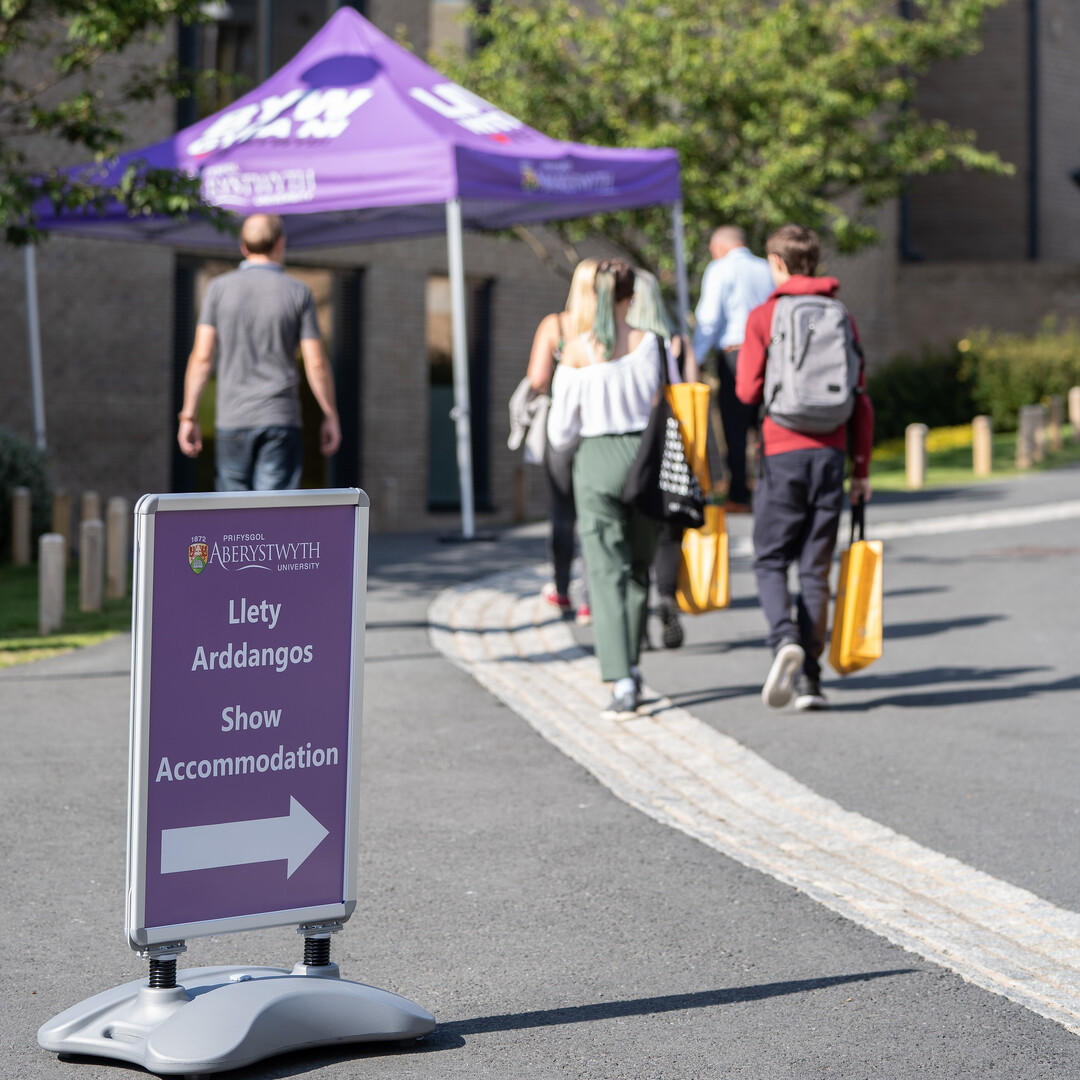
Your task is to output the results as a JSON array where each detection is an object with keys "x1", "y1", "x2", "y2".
[{"x1": 215, "y1": 427, "x2": 303, "y2": 491}]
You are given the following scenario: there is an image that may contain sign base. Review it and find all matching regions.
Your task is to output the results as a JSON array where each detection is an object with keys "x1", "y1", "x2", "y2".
[{"x1": 38, "y1": 964, "x2": 435, "y2": 1075}]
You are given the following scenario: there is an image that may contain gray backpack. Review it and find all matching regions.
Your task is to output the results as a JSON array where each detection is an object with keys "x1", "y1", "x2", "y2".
[{"x1": 764, "y1": 294, "x2": 861, "y2": 434}]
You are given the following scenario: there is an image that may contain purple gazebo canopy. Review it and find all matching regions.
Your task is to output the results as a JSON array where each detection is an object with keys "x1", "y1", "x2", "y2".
[{"x1": 38, "y1": 7, "x2": 680, "y2": 247}]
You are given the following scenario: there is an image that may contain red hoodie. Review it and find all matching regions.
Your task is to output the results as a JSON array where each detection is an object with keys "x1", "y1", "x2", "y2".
[{"x1": 736, "y1": 275, "x2": 874, "y2": 479}]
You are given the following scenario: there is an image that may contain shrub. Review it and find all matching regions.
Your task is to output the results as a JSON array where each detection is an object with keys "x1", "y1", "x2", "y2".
[
  {"x1": 959, "y1": 319, "x2": 1080, "y2": 431},
  {"x1": 866, "y1": 344, "x2": 975, "y2": 443},
  {"x1": 0, "y1": 426, "x2": 52, "y2": 560}
]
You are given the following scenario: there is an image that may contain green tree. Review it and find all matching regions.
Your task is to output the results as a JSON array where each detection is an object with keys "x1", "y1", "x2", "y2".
[
  {"x1": 0, "y1": 0, "x2": 228, "y2": 244},
  {"x1": 449, "y1": 0, "x2": 1011, "y2": 279}
]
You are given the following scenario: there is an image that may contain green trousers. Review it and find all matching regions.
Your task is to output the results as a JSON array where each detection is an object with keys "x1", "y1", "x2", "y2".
[{"x1": 573, "y1": 433, "x2": 662, "y2": 683}]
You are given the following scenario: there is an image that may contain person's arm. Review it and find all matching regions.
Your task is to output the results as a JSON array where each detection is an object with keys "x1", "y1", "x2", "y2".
[
  {"x1": 526, "y1": 312, "x2": 560, "y2": 393},
  {"x1": 177, "y1": 324, "x2": 216, "y2": 458},
  {"x1": 673, "y1": 335, "x2": 699, "y2": 383},
  {"x1": 692, "y1": 261, "x2": 727, "y2": 360},
  {"x1": 545, "y1": 364, "x2": 581, "y2": 451},
  {"x1": 735, "y1": 302, "x2": 771, "y2": 405},
  {"x1": 299, "y1": 337, "x2": 342, "y2": 456}
]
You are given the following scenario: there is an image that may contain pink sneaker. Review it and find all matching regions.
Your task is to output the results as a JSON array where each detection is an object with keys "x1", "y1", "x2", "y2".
[
  {"x1": 541, "y1": 582, "x2": 572, "y2": 614},
  {"x1": 575, "y1": 604, "x2": 592, "y2": 626}
]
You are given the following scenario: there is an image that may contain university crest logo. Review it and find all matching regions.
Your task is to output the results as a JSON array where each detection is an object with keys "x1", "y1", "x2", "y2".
[
  {"x1": 188, "y1": 543, "x2": 209, "y2": 575},
  {"x1": 520, "y1": 163, "x2": 540, "y2": 192}
]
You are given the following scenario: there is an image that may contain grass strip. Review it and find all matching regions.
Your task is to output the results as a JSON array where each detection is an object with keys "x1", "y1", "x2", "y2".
[
  {"x1": 870, "y1": 425, "x2": 1080, "y2": 491},
  {"x1": 0, "y1": 563, "x2": 131, "y2": 669}
]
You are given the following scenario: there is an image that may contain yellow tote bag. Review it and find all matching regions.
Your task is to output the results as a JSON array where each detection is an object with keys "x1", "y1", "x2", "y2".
[
  {"x1": 829, "y1": 502, "x2": 883, "y2": 675},
  {"x1": 665, "y1": 381, "x2": 712, "y2": 491},
  {"x1": 664, "y1": 381, "x2": 730, "y2": 614},
  {"x1": 677, "y1": 503, "x2": 729, "y2": 613}
]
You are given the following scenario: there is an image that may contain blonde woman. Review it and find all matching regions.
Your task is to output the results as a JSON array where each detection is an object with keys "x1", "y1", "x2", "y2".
[
  {"x1": 525, "y1": 258, "x2": 598, "y2": 623},
  {"x1": 547, "y1": 260, "x2": 663, "y2": 718}
]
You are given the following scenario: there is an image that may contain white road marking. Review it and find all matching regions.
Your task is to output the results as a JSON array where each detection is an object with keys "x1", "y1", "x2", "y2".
[
  {"x1": 429, "y1": 563, "x2": 1080, "y2": 1036},
  {"x1": 867, "y1": 498, "x2": 1080, "y2": 540}
]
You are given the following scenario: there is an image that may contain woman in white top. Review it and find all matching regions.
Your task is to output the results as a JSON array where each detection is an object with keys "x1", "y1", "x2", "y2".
[{"x1": 547, "y1": 260, "x2": 663, "y2": 718}]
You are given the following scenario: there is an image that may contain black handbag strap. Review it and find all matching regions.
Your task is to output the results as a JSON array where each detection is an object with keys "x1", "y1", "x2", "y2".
[
  {"x1": 656, "y1": 333, "x2": 670, "y2": 388},
  {"x1": 849, "y1": 498, "x2": 866, "y2": 544}
]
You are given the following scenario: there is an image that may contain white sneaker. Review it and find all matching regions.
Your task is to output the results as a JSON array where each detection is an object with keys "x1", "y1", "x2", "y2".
[{"x1": 761, "y1": 640, "x2": 805, "y2": 708}]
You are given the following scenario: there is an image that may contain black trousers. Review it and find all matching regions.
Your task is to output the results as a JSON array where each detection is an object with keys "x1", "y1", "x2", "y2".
[
  {"x1": 752, "y1": 447, "x2": 845, "y2": 680},
  {"x1": 718, "y1": 349, "x2": 758, "y2": 504},
  {"x1": 654, "y1": 521, "x2": 683, "y2": 600},
  {"x1": 546, "y1": 442, "x2": 579, "y2": 599}
]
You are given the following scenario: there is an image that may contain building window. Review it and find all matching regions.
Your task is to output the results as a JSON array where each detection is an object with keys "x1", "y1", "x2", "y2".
[
  {"x1": 426, "y1": 274, "x2": 492, "y2": 512},
  {"x1": 184, "y1": 0, "x2": 369, "y2": 120},
  {"x1": 429, "y1": 0, "x2": 471, "y2": 57}
]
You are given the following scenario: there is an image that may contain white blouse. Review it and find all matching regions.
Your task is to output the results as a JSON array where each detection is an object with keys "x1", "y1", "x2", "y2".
[{"x1": 547, "y1": 333, "x2": 668, "y2": 451}]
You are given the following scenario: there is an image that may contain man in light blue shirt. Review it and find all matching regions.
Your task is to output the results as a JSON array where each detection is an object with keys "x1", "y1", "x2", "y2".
[{"x1": 692, "y1": 226, "x2": 774, "y2": 509}]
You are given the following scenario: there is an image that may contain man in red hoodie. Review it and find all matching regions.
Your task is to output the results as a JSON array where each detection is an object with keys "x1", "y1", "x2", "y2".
[{"x1": 736, "y1": 225, "x2": 874, "y2": 710}]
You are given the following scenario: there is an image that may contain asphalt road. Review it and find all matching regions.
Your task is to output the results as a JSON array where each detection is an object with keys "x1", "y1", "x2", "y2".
[{"x1": 2, "y1": 464, "x2": 1078, "y2": 1078}]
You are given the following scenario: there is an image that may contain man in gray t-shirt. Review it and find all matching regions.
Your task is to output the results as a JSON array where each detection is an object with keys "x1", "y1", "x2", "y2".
[{"x1": 177, "y1": 213, "x2": 341, "y2": 490}]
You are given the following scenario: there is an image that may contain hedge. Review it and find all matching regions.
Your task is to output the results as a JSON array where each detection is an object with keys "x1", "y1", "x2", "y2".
[
  {"x1": 0, "y1": 426, "x2": 52, "y2": 561},
  {"x1": 866, "y1": 344, "x2": 974, "y2": 443},
  {"x1": 959, "y1": 319, "x2": 1080, "y2": 431},
  {"x1": 868, "y1": 319, "x2": 1080, "y2": 442}
]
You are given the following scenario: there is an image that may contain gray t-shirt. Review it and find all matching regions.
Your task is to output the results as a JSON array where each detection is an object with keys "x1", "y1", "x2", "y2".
[{"x1": 198, "y1": 262, "x2": 321, "y2": 430}]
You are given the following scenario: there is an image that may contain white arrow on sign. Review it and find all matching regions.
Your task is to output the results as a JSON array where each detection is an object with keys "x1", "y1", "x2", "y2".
[{"x1": 160, "y1": 797, "x2": 329, "y2": 879}]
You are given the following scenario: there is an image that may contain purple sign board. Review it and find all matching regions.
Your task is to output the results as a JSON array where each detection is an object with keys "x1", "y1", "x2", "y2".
[{"x1": 126, "y1": 490, "x2": 367, "y2": 949}]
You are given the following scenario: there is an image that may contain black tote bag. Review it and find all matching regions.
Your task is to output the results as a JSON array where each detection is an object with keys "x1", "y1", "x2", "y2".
[{"x1": 621, "y1": 336, "x2": 705, "y2": 529}]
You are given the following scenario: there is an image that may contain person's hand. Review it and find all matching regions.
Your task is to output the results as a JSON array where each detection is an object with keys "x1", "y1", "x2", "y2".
[
  {"x1": 320, "y1": 413, "x2": 342, "y2": 456},
  {"x1": 177, "y1": 416, "x2": 202, "y2": 458},
  {"x1": 849, "y1": 476, "x2": 872, "y2": 505}
]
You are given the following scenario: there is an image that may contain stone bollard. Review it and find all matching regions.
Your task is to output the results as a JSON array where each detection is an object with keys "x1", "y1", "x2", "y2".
[
  {"x1": 972, "y1": 416, "x2": 993, "y2": 477},
  {"x1": 905, "y1": 423, "x2": 928, "y2": 489},
  {"x1": 1033, "y1": 405, "x2": 1047, "y2": 463},
  {"x1": 106, "y1": 497, "x2": 131, "y2": 600},
  {"x1": 52, "y1": 491, "x2": 71, "y2": 566},
  {"x1": 1048, "y1": 395, "x2": 1064, "y2": 454},
  {"x1": 80, "y1": 518, "x2": 105, "y2": 613},
  {"x1": 1069, "y1": 386, "x2": 1080, "y2": 443},
  {"x1": 1016, "y1": 404, "x2": 1046, "y2": 468},
  {"x1": 81, "y1": 490, "x2": 102, "y2": 524},
  {"x1": 39, "y1": 533, "x2": 65, "y2": 634},
  {"x1": 11, "y1": 486, "x2": 32, "y2": 566}
]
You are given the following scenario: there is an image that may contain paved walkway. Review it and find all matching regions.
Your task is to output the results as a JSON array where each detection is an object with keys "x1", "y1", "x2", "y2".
[{"x1": 429, "y1": 505, "x2": 1080, "y2": 1037}]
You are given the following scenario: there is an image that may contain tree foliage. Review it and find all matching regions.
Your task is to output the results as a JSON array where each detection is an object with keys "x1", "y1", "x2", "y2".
[
  {"x1": 0, "y1": 0, "x2": 229, "y2": 244},
  {"x1": 448, "y1": 0, "x2": 1011, "y2": 279}
]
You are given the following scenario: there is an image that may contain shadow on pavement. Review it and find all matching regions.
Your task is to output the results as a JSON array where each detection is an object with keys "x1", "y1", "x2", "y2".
[
  {"x1": 432, "y1": 969, "x2": 919, "y2": 1040},
  {"x1": 870, "y1": 486, "x2": 1002, "y2": 507},
  {"x1": 883, "y1": 585, "x2": 950, "y2": 599},
  {"x1": 831, "y1": 665, "x2": 1049, "y2": 693},
  {"x1": 660, "y1": 682, "x2": 766, "y2": 708},
  {"x1": 884, "y1": 614, "x2": 1005, "y2": 640},
  {"x1": 829, "y1": 673, "x2": 1080, "y2": 712},
  {"x1": 674, "y1": 636, "x2": 769, "y2": 656}
]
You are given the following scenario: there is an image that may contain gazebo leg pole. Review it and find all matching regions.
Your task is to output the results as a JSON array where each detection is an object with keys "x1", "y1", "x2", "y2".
[
  {"x1": 671, "y1": 200, "x2": 690, "y2": 341},
  {"x1": 445, "y1": 198, "x2": 476, "y2": 540},
  {"x1": 24, "y1": 244, "x2": 47, "y2": 452}
]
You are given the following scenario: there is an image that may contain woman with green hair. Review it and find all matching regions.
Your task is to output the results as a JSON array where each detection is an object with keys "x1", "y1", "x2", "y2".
[
  {"x1": 627, "y1": 269, "x2": 698, "y2": 649},
  {"x1": 547, "y1": 260, "x2": 664, "y2": 718}
]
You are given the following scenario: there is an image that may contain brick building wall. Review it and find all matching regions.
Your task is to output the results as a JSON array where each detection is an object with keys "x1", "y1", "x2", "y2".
[
  {"x1": 836, "y1": 0, "x2": 1080, "y2": 368},
  {"x1": 906, "y1": 2, "x2": 1031, "y2": 261},
  {"x1": 1037, "y1": 2, "x2": 1080, "y2": 261}
]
